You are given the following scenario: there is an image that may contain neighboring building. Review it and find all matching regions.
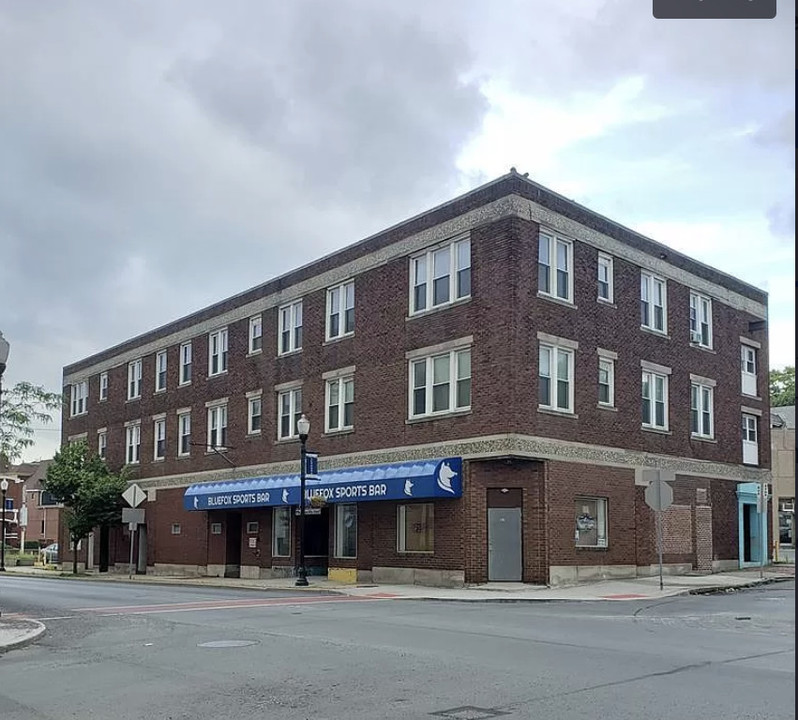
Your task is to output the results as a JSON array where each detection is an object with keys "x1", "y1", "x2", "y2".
[
  {"x1": 2, "y1": 461, "x2": 62, "y2": 552},
  {"x1": 59, "y1": 170, "x2": 772, "y2": 586},
  {"x1": 771, "y1": 406, "x2": 795, "y2": 561}
]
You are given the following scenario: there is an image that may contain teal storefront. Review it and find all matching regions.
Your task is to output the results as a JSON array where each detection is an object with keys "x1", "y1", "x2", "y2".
[{"x1": 737, "y1": 483, "x2": 769, "y2": 568}]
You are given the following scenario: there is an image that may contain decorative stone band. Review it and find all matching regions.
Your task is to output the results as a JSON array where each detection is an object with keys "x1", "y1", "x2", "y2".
[{"x1": 131, "y1": 432, "x2": 772, "y2": 492}]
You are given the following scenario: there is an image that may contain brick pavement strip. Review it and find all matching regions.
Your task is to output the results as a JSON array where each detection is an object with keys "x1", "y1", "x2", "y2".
[{"x1": 0, "y1": 617, "x2": 46, "y2": 654}]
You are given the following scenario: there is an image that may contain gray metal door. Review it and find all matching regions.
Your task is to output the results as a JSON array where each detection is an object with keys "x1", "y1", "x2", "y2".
[{"x1": 488, "y1": 507, "x2": 522, "y2": 581}]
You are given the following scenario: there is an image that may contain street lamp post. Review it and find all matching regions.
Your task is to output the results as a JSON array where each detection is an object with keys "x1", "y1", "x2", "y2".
[
  {"x1": 295, "y1": 414, "x2": 310, "y2": 587},
  {"x1": 0, "y1": 478, "x2": 8, "y2": 572}
]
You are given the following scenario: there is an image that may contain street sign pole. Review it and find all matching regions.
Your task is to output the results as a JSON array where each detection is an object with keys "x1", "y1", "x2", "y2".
[
  {"x1": 128, "y1": 524, "x2": 136, "y2": 580},
  {"x1": 759, "y1": 483, "x2": 767, "y2": 580},
  {"x1": 643, "y1": 469, "x2": 674, "y2": 592},
  {"x1": 656, "y1": 507, "x2": 664, "y2": 591}
]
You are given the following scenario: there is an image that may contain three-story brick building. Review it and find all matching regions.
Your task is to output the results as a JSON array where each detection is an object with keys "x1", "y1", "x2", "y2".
[{"x1": 60, "y1": 170, "x2": 772, "y2": 586}]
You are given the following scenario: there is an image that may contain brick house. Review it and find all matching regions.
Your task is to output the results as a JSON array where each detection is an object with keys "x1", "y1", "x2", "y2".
[{"x1": 59, "y1": 170, "x2": 772, "y2": 586}]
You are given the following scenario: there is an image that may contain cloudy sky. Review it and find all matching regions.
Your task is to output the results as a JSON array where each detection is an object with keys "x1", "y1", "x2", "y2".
[{"x1": 1, "y1": 1, "x2": 794, "y2": 462}]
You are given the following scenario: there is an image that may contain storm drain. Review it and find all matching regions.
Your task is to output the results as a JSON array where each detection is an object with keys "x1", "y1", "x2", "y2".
[
  {"x1": 431, "y1": 707, "x2": 510, "y2": 720},
  {"x1": 197, "y1": 640, "x2": 259, "y2": 648}
]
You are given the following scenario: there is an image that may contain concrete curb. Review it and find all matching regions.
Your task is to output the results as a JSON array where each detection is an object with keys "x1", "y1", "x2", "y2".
[
  {"x1": 686, "y1": 575, "x2": 795, "y2": 596},
  {"x1": 0, "y1": 619, "x2": 46, "y2": 654}
]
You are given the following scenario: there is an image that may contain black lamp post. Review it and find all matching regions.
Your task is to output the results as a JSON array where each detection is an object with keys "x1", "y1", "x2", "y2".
[
  {"x1": 295, "y1": 413, "x2": 310, "y2": 587},
  {"x1": 0, "y1": 478, "x2": 8, "y2": 572}
]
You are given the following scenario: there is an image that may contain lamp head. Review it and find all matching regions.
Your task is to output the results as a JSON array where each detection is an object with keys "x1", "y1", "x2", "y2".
[
  {"x1": 0, "y1": 478, "x2": 8, "y2": 492},
  {"x1": 297, "y1": 414, "x2": 310, "y2": 439}
]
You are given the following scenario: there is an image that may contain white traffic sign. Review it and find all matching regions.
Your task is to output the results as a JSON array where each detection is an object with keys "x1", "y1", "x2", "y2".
[
  {"x1": 122, "y1": 483, "x2": 147, "y2": 508},
  {"x1": 645, "y1": 477, "x2": 674, "y2": 512}
]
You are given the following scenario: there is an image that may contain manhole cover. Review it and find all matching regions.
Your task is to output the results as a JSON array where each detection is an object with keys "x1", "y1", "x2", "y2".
[
  {"x1": 198, "y1": 640, "x2": 258, "y2": 648},
  {"x1": 431, "y1": 707, "x2": 510, "y2": 719}
]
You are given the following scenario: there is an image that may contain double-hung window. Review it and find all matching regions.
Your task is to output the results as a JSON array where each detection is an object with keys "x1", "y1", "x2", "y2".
[
  {"x1": 597, "y1": 253, "x2": 614, "y2": 303},
  {"x1": 689, "y1": 292, "x2": 712, "y2": 348},
  {"x1": 153, "y1": 417, "x2": 166, "y2": 460},
  {"x1": 690, "y1": 380, "x2": 715, "y2": 439},
  {"x1": 179, "y1": 342, "x2": 192, "y2": 385},
  {"x1": 125, "y1": 422, "x2": 141, "y2": 464},
  {"x1": 247, "y1": 394, "x2": 262, "y2": 434},
  {"x1": 325, "y1": 376, "x2": 354, "y2": 432},
  {"x1": 249, "y1": 316, "x2": 263, "y2": 354},
  {"x1": 155, "y1": 351, "x2": 167, "y2": 392},
  {"x1": 70, "y1": 381, "x2": 88, "y2": 416},
  {"x1": 277, "y1": 387, "x2": 302, "y2": 440},
  {"x1": 206, "y1": 403, "x2": 228, "y2": 451},
  {"x1": 279, "y1": 301, "x2": 303, "y2": 355},
  {"x1": 97, "y1": 430, "x2": 107, "y2": 459},
  {"x1": 410, "y1": 236, "x2": 470, "y2": 314},
  {"x1": 640, "y1": 272, "x2": 667, "y2": 333},
  {"x1": 409, "y1": 346, "x2": 471, "y2": 419},
  {"x1": 742, "y1": 413, "x2": 759, "y2": 465},
  {"x1": 538, "y1": 232, "x2": 573, "y2": 302},
  {"x1": 641, "y1": 365, "x2": 669, "y2": 430},
  {"x1": 598, "y1": 354, "x2": 615, "y2": 407},
  {"x1": 127, "y1": 359, "x2": 142, "y2": 400},
  {"x1": 98, "y1": 372, "x2": 108, "y2": 401},
  {"x1": 741, "y1": 344, "x2": 758, "y2": 396},
  {"x1": 208, "y1": 329, "x2": 228, "y2": 376},
  {"x1": 177, "y1": 412, "x2": 191, "y2": 456},
  {"x1": 327, "y1": 281, "x2": 355, "y2": 340},
  {"x1": 538, "y1": 336, "x2": 576, "y2": 413}
]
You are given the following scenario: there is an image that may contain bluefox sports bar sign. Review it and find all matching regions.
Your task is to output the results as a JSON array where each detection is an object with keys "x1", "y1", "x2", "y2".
[{"x1": 184, "y1": 457, "x2": 463, "y2": 511}]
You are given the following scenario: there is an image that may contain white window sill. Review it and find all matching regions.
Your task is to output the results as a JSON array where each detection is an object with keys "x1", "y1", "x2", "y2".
[
  {"x1": 641, "y1": 425, "x2": 671, "y2": 435},
  {"x1": 204, "y1": 449, "x2": 230, "y2": 455},
  {"x1": 323, "y1": 427, "x2": 355, "y2": 437},
  {"x1": 640, "y1": 325, "x2": 670, "y2": 339},
  {"x1": 154, "y1": 388, "x2": 166, "y2": 395},
  {"x1": 406, "y1": 296, "x2": 471, "y2": 321},
  {"x1": 406, "y1": 409, "x2": 471, "y2": 424},
  {"x1": 741, "y1": 394, "x2": 762, "y2": 402},
  {"x1": 177, "y1": 454, "x2": 191, "y2": 460},
  {"x1": 277, "y1": 349, "x2": 302, "y2": 360},
  {"x1": 275, "y1": 436, "x2": 300, "y2": 445},
  {"x1": 691, "y1": 435, "x2": 717, "y2": 444},
  {"x1": 597, "y1": 298, "x2": 616, "y2": 308},
  {"x1": 125, "y1": 397, "x2": 141, "y2": 403},
  {"x1": 538, "y1": 406, "x2": 577, "y2": 418},
  {"x1": 70, "y1": 412, "x2": 89, "y2": 419},
  {"x1": 247, "y1": 348, "x2": 263, "y2": 357},
  {"x1": 98, "y1": 398, "x2": 108, "y2": 403},
  {"x1": 124, "y1": 462, "x2": 140, "y2": 467},
  {"x1": 178, "y1": 381, "x2": 192, "y2": 388},
  {"x1": 324, "y1": 333, "x2": 355, "y2": 346},
  {"x1": 153, "y1": 457, "x2": 165, "y2": 463},
  {"x1": 537, "y1": 292, "x2": 576, "y2": 309},
  {"x1": 247, "y1": 430, "x2": 262, "y2": 437},
  {"x1": 689, "y1": 343, "x2": 716, "y2": 354},
  {"x1": 597, "y1": 403, "x2": 617, "y2": 412},
  {"x1": 207, "y1": 371, "x2": 229, "y2": 380}
]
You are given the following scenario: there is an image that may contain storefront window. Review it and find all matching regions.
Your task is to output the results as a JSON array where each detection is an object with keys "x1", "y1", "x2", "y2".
[
  {"x1": 273, "y1": 507, "x2": 291, "y2": 557},
  {"x1": 334, "y1": 504, "x2": 357, "y2": 558},
  {"x1": 575, "y1": 497, "x2": 608, "y2": 548},
  {"x1": 397, "y1": 503, "x2": 434, "y2": 553}
]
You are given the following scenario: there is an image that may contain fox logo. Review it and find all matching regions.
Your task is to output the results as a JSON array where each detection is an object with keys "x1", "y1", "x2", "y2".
[
  {"x1": 282, "y1": 488, "x2": 289, "y2": 504},
  {"x1": 193, "y1": 497, "x2": 199, "y2": 509},
  {"x1": 404, "y1": 479, "x2": 414, "y2": 497},
  {"x1": 437, "y1": 462, "x2": 457, "y2": 494}
]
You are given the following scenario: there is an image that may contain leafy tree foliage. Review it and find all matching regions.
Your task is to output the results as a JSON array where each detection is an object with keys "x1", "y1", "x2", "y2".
[
  {"x1": 770, "y1": 365, "x2": 795, "y2": 408},
  {"x1": 0, "y1": 381, "x2": 62, "y2": 465}
]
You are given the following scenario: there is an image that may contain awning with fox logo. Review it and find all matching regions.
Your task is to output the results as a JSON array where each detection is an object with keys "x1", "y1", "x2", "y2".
[{"x1": 183, "y1": 457, "x2": 463, "y2": 511}]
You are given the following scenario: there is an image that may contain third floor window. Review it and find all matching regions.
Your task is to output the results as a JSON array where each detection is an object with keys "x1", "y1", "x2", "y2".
[
  {"x1": 641, "y1": 272, "x2": 667, "y2": 334},
  {"x1": 410, "y1": 237, "x2": 470, "y2": 314},
  {"x1": 127, "y1": 359, "x2": 142, "y2": 400},
  {"x1": 538, "y1": 232, "x2": 573, "y2": 303},
  {"x1": 327, "y1": 281, "x2": 355, "y2": 340},
  {"x1": 70, "y1": 381, "x2": 88, "y2": 417},
  {"x1": 279, "y1": 301, "x2": 303, "y2": 355},
  {"x1": 155, "y1": 351, "x2": 167, "y2": 392},
  {"x1": 689, "y1": 292, "x2": 713, "y2": 348},
  {"x1": 249, "y1": 316, "x2": 263, "y2": 354},
  {"x1": 208, "y1": 329, "x2": 228, "y2": 376}
]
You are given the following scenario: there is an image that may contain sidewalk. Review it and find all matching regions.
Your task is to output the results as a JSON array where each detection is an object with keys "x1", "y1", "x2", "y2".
[
  {"x1": 0, "y1": 617, "x2": 46, "y2": 654},
  {"x1": 5, "y1": 563, "x2": 794, "y2": 602}
]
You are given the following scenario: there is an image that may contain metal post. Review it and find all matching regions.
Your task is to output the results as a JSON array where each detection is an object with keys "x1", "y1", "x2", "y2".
[
  {"x1": 656, "y1": 508, "x2": 664, "y2": 591},
  {"x1": 0, "y1": 486, "x2": 6, "y2": 572},
  {"x1": 296, "y1": 436, "x2": 308, "y2": 586},
  {"x1": 760, "y1": 483, "x2": 766, "y2": 580},
  {"x1": 128, "y1": 524, "x2": 136, "y2": 580}
]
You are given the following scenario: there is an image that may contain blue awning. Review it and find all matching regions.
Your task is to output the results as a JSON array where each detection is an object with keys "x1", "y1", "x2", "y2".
[{"x1": 184, "y1": 457, "x2": 463, "y2": 511}]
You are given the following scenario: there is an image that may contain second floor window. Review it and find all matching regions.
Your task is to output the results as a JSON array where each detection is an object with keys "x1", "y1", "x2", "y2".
[
  {"x1": 97, "y1": 431, "x2": 107, "y2": 459},
  {"x1": 327, "y1": 281, "x2": 355, "y2": 340},
  {"x1": 125, "y1": 424, "x2": 141, "y2": 464},
  {"x1": 249, "y1": 316, "x2": 263, "y2": 354},
  {"x1": 279, "y1": 301, "x2": 303, "y2": 355},
  {"x1": 155, "y1": 351, "x2": 167, "y2": 392},
  {"x1": 641, "y1": 273, "x2": 667, "y2": 333},
  {"x1": 98, "y1": 372, "x2": 108, "y2": 401},
  {"x1": 742, "y1": 413, "x2": 759, "y2": 465},
  {"x1": 326, "y1": 376, "x2": 355, "y2": 432},
  {"x1": 410, "y1": 348, "x2": 471, "y2": 419},
  {"x1": 248, "y1": 396, "x2": 262, "y2": 434},
  {"x1": 741, "y1": 345, "x2": 757, "y2": 396},
  {"x1": 278, "y1": 387, "x2": 302, "y2": 440},
  {"x1": 538, "y1": 232, "x2": 573, "y2": 302},
  {"x1": 689, "y1": 292, "x2": 712, "y2": 348},
  {"x1": 208, "y1": 329, "x2": 228, "y2": 376},
  {"x1": 178, "y1": 413, "x2": 191, "y2": 456},
  {"x1": 411, "y1": 237, "x2": 471, "y2": 314},
  {"x1": 207, "y1": 404, "x2": 228, "y2": 450},
  {"x1": 642, "y1": 370, "x2": 668, "y2": 430},
  {"x1": 598, "y1": 357, "x2": 615, "y2": 407},
  {"x1": 539, "y1": 345, "x2": 574, "y2": 413},
  {"x1": 70, "y1": 381, "x2": 88, "y2": 416},
  {"x1": 180, "y1": 342, "x2": 192, "y2": 384},
  {"x1": 690, "y1": 383, "x2": 714, "y2": 438},
  {"x1": 154, "y1": 418, "x2": 166, "y2": 459},
  {"x1": 127, "y1": 359, "x2": 142, "y2": 400}
]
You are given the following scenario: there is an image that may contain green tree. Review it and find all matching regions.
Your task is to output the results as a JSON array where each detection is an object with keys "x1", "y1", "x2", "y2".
[
  {"x1": 0, "y1": 381, "x2": 62, "y2": 466},
  {"x1": 43, "y1": 440, "x2": 127, "y2": 574},
  {"x1": 770, "y1": 365, "x2": 796, "y2": 407}
]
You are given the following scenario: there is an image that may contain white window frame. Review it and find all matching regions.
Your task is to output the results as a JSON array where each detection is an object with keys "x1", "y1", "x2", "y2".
[
  {"x1": 278, "y1": 300, "x2": 303, "y2": 355},
  {"x1": 171, "y1": 524, "x2": 181, "y2": 535},
  {"x1": 177, "y1": 412, "x2": 191, "y2": 457},
  {"x1": 179, "y1": 341, "x2": 192, "y2": 385},
  {"x1": 98, "y1": 372, "x2": 108, "y2": 402},
  {"x1": 640, "y1": 272, "x2": 667, "y2": 334},
  {"x1": 742, "y1": 414, "x2": 759, "y2": 465},
  {"x1": 598, "y1": 357, "x2": 615, "y2": 407},
  {"x1": 272, "y1": 506, "x2": 291, "y2": 557},
  {"x1": 206, "y1": 404, "x2": 228, "y2": 451},
  {"x1": 690, "y1": 383, "x2": 714, "y2": 439},
  {"x1": 277, "y1": 387, "x2": 302, "y2": 440},
  {"x1": 125, "y1": 423, "x2": 141, "y2": 465},
  {"x1": 326, "y1": 280, "x2": 355, "y2": 340},
  {"x1": 249, "y1": 315, "x2": 263, "y2": 354},
  {"x1": 97, "y1": 431, "x2": 107, "y2": 459},
  {"x1": 539, "y1": 344, "x2": 575, "y2": 413},
  {"x1": 325, "y1": 376, "x2": 355, "y2": 433},
  {"x1": 153, "y1": 418, "x2": 166, "y2": 460},
  {"x1": 689, "y1": 292, "x2": 713, "y2": 348},
  {"x1": 538, "y1": 232, "x2": 574, "y2": 303},
  {"x1": 334, "y1": 504, "x2": 358, "y2": 559},
  {"x1": 642, "y1": 370, "x2": 669, "y2": 431},
  {"x1": 155, "y1": 350, "x2": 167, "y2": 392},
  {"x1": 409, "y1": 236, "x2": 471, "y2": 315},
  {"x1": 208, "y1": 328, "x2": 228, "y2": 377},
  {"x1": 397, "y1": 503, "x2": 435, "y2": 553},
  {"x1": 70, "y1": 381, "x2": 88, "y2": 417},
  {"x1": 597, "y1": 253, "x2": 614, "y2": 303},
  {"x1": 741, "y1": 345, "x2": 758, "y2": 396},
  {"x1": 575, "y1": 497, "x2": 608, "y2": 548},
  {"x1": 408, "y1": 348, "x2": 471, "y2": 419},
  {"x1": 127, "y1": 359, "x2": 142, "y2": 400},
  {"x1": 247, "y1": 395, "x2": 262, "y2": 435}
]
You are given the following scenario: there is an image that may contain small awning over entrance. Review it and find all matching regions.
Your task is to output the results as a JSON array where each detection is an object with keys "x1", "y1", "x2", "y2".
[{"x1": 184, "y1": 457, "x2": 463, "y2": 511}]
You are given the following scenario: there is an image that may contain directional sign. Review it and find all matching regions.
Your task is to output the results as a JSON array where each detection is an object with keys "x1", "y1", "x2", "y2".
[
  {"x1": 122, "y1": 507, "x2": 145, "y2": 526},
  {"x1": 122, "y1": 483, "x2": 147, "y2": 508},
  {"x1": 645, "y1": 475, "x2": 674, "y2": 512}
]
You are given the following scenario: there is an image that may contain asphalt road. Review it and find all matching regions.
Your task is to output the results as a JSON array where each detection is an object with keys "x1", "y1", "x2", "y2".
[{"x1": 0, "y1": 576, "x2": 794, "y2": 720}]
